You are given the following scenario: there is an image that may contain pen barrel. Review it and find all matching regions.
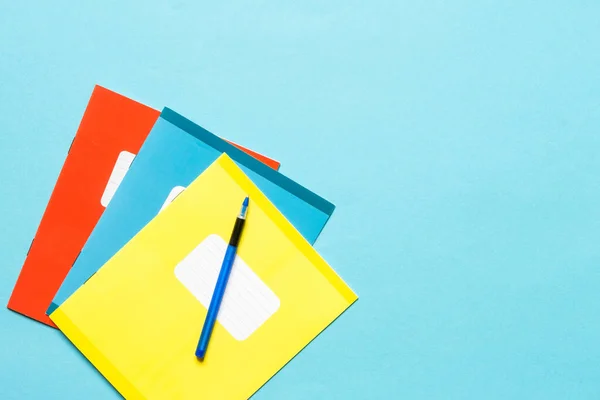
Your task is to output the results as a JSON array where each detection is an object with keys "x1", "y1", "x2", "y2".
[
  {"x1": 229, "y1": 218, "x2": 245, "y2": 247},
  {"x1": 196, "y1": 245, "x2": 238, "y2": 358}
]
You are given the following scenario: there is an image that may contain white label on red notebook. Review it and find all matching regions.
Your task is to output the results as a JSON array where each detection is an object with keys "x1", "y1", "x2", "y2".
[
  {"x1": 100, "y1": 151, "x2": 136, "y2": 207},
  {"x1": 158, "y1": 186, "x2": 186, "y2": 213},
  {"x1": 174, "y1": 234, "x2": 280, "y2": 341}
]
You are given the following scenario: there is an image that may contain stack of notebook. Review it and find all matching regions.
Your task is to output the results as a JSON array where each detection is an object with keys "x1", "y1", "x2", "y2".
[{"x1": 8, "y1": 86, "x2": 357, "y2": 399}]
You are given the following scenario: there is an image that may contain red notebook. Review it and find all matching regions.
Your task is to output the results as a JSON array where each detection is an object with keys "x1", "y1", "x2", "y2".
[{"x1": 7, "y1": 85, "x2": 279, "y2": 327}]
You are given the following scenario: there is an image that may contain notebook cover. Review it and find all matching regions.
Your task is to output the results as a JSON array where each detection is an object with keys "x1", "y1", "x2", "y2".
[
  {"x1": 51, "y1": 154, "x2": 356, "y2": 399},
  {"x1": 7, "y1": 86, "x2": 159, "y2": 327},
  {"x1": 8, "y1": 87, "x2": 280, "y2": 327},
  {"x1": 49, "y1": 108, "x2": 334, "y2": 315}
]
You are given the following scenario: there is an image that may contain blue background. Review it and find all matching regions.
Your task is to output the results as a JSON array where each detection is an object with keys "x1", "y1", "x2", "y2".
[{"x1": 1, "y1": 1, "x2": 600, "y2": 399}]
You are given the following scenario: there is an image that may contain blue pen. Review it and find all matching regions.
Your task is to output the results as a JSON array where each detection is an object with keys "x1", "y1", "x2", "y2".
[{"x1": 196, "y1": 196, "x2": 249, "y2": 360}]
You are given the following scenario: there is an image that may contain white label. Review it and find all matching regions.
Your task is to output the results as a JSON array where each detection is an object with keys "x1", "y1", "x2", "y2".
[
  {"x1": 100, "y1": 151, "x2": 136, "y2": 207},
  {"x1": 158, "y1": 186, "x2": 186, "y2": 213},
  {"x1": 174, "y1": 234, "x2": 280, "y2": 341}
]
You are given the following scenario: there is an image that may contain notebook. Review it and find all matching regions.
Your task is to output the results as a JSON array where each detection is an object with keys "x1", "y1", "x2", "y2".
[
  {"x1": 50, "y1": 154, "x2": 356, "y2": 399},
  {"x1": 6, "y1": 86, "x2": 159, "y2": 327},
  {"x1": 49, "y1": 108, "x2": 335, "y2": 315},
  {"x1": 8, "y1": 87, "x2": 280, "y2": 327}
]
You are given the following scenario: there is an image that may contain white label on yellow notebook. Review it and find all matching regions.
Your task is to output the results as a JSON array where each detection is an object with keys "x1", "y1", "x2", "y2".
[
  {"x1": 100, "y1": 151, "x2": 136, "y2": 207},
  {"x1": 174, "y1": 234, "x2": 280, "y2": 341},
  {"x1": 158, "y1": 186, "x2": 186, "y2": 213}
]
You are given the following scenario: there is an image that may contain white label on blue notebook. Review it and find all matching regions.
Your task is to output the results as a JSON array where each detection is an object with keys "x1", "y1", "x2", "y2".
[
  {"x1": 158, "y1": 186, "x2": 186, "y2": 213},
  {"x1": 100, "y1": 151, "x2": 136, "y2": 207},
  {"x1": 174, "y1": 234, "x2": 280, "y2": 341}
]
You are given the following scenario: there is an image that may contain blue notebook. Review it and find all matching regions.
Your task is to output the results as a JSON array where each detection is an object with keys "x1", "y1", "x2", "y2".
[{"x1": 48, "y1": 108, "x2": 334, "y2": 314}]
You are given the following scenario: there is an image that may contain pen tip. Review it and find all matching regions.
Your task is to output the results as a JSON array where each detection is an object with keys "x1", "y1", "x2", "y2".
[{"x1": 239, "y1": 197, "x2": 249, "y2": 219}]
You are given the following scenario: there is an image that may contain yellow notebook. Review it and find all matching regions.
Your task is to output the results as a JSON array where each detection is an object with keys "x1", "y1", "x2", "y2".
[{"x1": 50, "y1": 154, "x2": 357, "y2": 399}]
